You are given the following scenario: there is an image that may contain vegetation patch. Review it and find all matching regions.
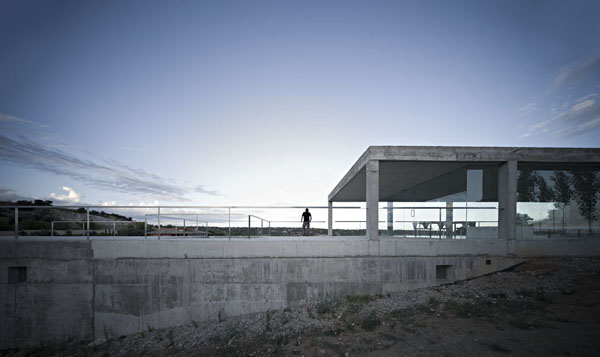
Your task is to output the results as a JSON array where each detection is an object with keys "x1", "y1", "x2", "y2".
[
  {"x1": 316, "y1": 298, "x2": 338, "y2": 315},
  {"x1": 323, "y1": 328, "x2": 345, "y2": 336},
  {"x1": 346, "y1": 294, "x2": 373, "y2": 304},
  {"x1": 361, "y1": 310, "x2": 381, "y2": 331}
]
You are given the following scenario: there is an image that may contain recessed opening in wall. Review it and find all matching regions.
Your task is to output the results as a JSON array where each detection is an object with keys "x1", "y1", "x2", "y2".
[
  {"x1": 486, "y1": 259, "x2": 491, "y2": 265},
  {"x1": 8, "y1": 266, "x2": 27, "y2": 284},
  {"x1": 436, "y1": 265, "x2": 452, "y2": 281}
]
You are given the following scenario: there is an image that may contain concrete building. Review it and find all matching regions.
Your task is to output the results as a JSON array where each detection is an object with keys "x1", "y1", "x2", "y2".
[
  {"x1": 328, "y1": 146, "x2": 600, "y2": 240},
  {"x1": 1, "y1": 145, "x2": 600, "y2": 349}
]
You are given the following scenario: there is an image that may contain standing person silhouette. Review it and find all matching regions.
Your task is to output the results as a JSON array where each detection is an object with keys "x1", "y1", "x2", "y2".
[{"x1": 301, "y1": 208, "x2": 312, "y2": 236}]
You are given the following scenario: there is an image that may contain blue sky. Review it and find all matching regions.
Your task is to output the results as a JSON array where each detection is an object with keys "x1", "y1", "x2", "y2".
[{"x1": 1, "y1": 0, "x2": 599, "y2": 209}]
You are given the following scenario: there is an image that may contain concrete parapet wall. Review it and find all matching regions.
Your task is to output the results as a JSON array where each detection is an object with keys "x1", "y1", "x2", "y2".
[
  {"x1": 0, "y1": 241, "x2": 94, "y2": 348},
  {"x1": 89, "y1": 237, "x2": 511, "y2": 259},
  {"x1": 1, "y1": 237, "x2": 599, "y2": 348},
  {"x1": 515, "y1": 238, "x2": 600, "y2": 257}
]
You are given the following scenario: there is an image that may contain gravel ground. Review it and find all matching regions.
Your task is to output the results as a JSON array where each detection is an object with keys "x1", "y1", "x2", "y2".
[{"x1": 4, "y1": 257, "x2": 600, "y2": 356}]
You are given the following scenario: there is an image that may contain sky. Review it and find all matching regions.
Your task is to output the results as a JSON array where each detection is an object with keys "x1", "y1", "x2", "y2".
[{"x1": 1, "y1": 0, "x2": 599, "y2": 213}]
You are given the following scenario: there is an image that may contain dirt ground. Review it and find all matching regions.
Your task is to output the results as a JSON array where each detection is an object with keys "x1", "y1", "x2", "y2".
[
  {"x1": 293, "y1": 267, "x2": 600, "y2": 356},
  {"x1": 4, "y1": 257, "x2": 600, "y2": 357}
]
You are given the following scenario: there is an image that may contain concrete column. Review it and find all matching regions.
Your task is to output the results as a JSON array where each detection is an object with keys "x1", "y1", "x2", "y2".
[
  {"x1": 445, "y1": 202, "x2": 453, "y2": 239},
  {"x1": 327, "y1": 201, "x2": 333, "y2": 236},
  {"x1": 498, "y1": 160, "x2": 517, "y2": 241},
  {"x1": 387, "y1": 202, "x2": 393, "y2": 236},
  {"x1": 366, "y1": 160, "x2": 379, "y2": 241}
]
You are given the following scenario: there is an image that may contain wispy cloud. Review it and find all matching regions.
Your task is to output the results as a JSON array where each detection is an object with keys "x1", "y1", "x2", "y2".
[
  {"x1": 521, "y1": 94, "x2": 600, "y2": 138},
  {"x1": 0, "y1": 134, "x2": 218, "y2": 201},
  {"x1": 518, "y1": 103, "x2": 538, "y2": 117},
  {"x1": 554, "y1": 54, "x2": 600, "y2": 88},
  {"x1": 520, "y1": 53, "x2": 600, "y2": 140},
  {"x1": 0, "y1": 113, "x2": 48, "y2": 128},
  {"x1": 50, "y1": 186, "x2": 83, "y2": 203}
]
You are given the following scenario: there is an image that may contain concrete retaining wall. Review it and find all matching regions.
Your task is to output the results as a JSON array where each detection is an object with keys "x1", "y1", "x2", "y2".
[{"x1": 1, "y1": 236, "x2": 599, "y2": 348}]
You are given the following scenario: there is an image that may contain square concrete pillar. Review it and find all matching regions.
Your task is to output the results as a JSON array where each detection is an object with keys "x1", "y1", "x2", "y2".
[
  {"x1": 445, "y1": 202, "x2": 453, "y2": 239},
  {"x1": 498, "y1": 160, "x2": 517, "y2": 241},
  {"x1": 366, "y1": 160, "x2": 379, "y2": 240},
  {"x1": 328, "y1": 201, "x2": 333, "y2": 236},
  {"x1": 387, "y1": 202, "x2": 393, "y2": 236}
]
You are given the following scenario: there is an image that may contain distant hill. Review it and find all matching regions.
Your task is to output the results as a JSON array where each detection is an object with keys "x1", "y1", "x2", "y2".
[{"x1": 0, "y1": 200, "x2": 135, "y2": 235}]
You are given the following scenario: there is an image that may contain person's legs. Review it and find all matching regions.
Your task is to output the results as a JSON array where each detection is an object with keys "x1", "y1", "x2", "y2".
[
  {"x1": 302, "y1": 221, "x2": 308, "y2": 236},
  {"x1": 307, "y1": 222, "x2": 310, "y2": 236}
]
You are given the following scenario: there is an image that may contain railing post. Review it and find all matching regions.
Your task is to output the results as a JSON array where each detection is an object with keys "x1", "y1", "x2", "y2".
[
  {"x1": 268, "y1": 221, "x2": 271, "y2": 236},
  {"x1": 86, "y1": 207, "x2": 90, "y2": 239},
  {"x1": 228, "y1": 208, "x2": 231, "y2": 239},
  {"x1": 14, "y1": 207, "x2": 18, "y2": 240},
  {"x1": 158, "y1": 207, "x2": 161, "y2": 240},
  {"x1": 51, "y1": 221, "x2": 54, "y2": 237},
  {"x1": 183, "y1": 219, "x2": 186, "y2": 237},
  {"x1": 248, "y1": 215, "x2": 251, "y2": 238},
  {"x1": 113, "y1": 221, "x2": 116, "y2": 237},
  {"x1": 144, "y1": 215, "x2": 147, "y2": 239}
]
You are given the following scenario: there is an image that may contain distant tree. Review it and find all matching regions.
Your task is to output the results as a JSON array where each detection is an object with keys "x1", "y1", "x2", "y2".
[
  {"x1": 34, "y1": 199, "x2": 52, "y2": 206},
  {"x1": 516, "y1": 213, "x2": 533, "y2": 225},
  {"x1": 551, "y1": 171, "x2": 573, "y2": 232},
  {"x1": 571, "y1": 168, "x2": 600, "y2": 234}
]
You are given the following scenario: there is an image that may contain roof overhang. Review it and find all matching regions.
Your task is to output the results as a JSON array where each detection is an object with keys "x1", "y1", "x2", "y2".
[{"x1": 328, "y1": 146, "x2": 600, "y2": 202}]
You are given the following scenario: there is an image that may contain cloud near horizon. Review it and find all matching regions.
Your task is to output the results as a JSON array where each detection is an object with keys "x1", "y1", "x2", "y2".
[
  {"x1": 0, "y1": 186, "x2": 30, "y2": 202},
  {"x1": 50, "y1": 186, "x2": 82, "y2": 203},
  {"x1": 0, "y1": 134, "x2": 219, "y2": 202}
]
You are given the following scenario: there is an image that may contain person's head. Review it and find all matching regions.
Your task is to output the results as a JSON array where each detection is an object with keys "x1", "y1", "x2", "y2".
[{"x1": 305, "y1": 208, "x2": 309, "y2": 212}]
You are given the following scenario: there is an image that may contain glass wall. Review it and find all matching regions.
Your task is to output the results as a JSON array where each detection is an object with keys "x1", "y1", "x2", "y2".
[
  {"x1": 516, "y1": 166, "x2": 600, "y2": 239},
  {"x1": 379, "y1": 163, "x2": 498, "y2": 239},
  {"x1": 465, "y1": 168, "x2": 499, "y2": 239}
]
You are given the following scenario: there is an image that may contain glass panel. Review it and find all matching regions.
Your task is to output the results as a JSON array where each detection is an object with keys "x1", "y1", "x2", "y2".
[
  {"x1": 516, "y1": 167, "x2": 600, "y2": 238},
  {"x1": 377, "y1": 162, "x2": 499, "y2": 239},
  {"x1": 466, "y1": 168, "x2": 498, "y2": 239}
]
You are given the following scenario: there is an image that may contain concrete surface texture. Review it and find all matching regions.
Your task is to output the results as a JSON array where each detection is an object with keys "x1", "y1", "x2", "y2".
[{"x1": 2, "y1": 236, "x2": 600, "y2": 349}]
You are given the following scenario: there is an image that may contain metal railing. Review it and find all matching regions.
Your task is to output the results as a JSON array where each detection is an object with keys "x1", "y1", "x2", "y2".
[
  {"x1": 2, "y1": 204, "x2": 360, "y2": 240},
  {"x1": 248, "y1": 215, "x2": 270, "y2": 238},
  {"x1": 50, "y1": 220, "x2": 139, "y2": 237}
]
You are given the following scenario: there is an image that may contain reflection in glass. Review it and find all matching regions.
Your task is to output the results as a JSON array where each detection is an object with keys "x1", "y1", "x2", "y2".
[{"x1": 516, "y1": 167, "x2": 600, "y2": 238}]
